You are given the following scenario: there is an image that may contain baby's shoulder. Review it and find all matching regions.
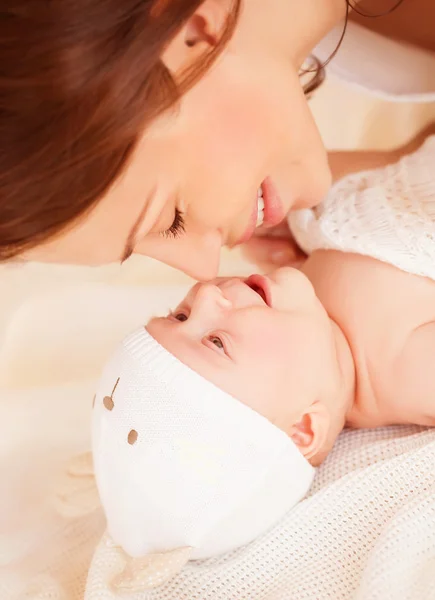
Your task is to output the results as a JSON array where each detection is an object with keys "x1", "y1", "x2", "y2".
[{"x1": 391, "y1": 319, "x2": 435, "y2": 427}]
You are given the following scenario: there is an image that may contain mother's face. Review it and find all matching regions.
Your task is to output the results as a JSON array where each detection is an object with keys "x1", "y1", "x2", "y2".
[{"x1": 27, "y1": 0, "x2": 346, "y2": 277}]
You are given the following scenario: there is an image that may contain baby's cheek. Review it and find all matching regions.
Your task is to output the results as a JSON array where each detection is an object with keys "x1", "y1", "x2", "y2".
[
  {"x1": 249, "y1": 322, "x2": 288, "y2": 357},
  {"x1": 235, "y1": 327, "x2": 287, "y2": 406}
]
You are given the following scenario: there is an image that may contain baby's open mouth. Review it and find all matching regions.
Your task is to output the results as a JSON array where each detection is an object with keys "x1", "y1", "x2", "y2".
[{"x1": 245, "y1": 275, "x2": 271, "y2": 307}]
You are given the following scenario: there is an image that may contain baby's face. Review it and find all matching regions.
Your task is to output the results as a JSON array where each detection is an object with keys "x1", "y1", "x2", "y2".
[{"x1": 147, "y1": 267, "x2": 339, "y2": 435}]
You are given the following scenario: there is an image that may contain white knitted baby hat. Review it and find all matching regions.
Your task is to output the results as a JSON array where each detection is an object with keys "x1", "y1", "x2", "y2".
[{"x1": 92, "y1": 328, "x2": 315, "y2": 578}]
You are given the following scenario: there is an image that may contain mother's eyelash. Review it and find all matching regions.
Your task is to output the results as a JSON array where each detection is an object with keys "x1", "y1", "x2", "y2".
[{"x1": 161, "y1": 209, "x2": 185, "y2": 239}]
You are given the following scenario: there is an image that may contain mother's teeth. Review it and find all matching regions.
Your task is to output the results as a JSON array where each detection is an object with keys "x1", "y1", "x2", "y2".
[
  {"x1": 257, "y1": 186, "x2": 263, "y2": 197},
  {"x1": 256, "y1": 196, "x2": 265, "y2": 227}
]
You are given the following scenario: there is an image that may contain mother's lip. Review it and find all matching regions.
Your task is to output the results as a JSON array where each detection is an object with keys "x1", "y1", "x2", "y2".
[
  {"x1": 235, "y1": 178, "x2": 286, "y2": 246},
  {"x1": 262, "y1": 177, "x2": 285, "y2": 228},
  {"x1": 236, "y1": 198, "x2": 259, "y2": 245},
  {"x1": 245, "y1": 274, "x2": 272, "y2": 307}
]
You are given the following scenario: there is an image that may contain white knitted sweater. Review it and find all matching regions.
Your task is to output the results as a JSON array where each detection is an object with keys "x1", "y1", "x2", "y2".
[
  {"x1": 83, "y1": 139, "x2": 435, "y2": 600},
  {"x1": 289, "y1": 136, "x2": 435, "y2": 278}
]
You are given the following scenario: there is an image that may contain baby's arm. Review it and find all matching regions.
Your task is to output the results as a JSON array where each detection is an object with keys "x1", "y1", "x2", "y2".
[
  {"x1": 328, "y1": 149, "x2": 401, "y2": 183},
  {"x1": 328, "y1": 122, "x2": 435, "y2": 183}
]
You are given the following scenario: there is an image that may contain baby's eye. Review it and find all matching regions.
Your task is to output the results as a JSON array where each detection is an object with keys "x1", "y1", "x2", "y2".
[
  {"x1": 174, "y1": 313, "x2": 188, "y2": 322},
  {"x1": 203, "y1": 333, "x2": 231, "y2": 358},
  {"x1": 208, "y1": 335, "x2": 224, "y2": 350}
]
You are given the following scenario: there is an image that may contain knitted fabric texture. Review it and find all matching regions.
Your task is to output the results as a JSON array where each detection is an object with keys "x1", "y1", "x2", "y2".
[{"x1": 289, "y1": 136, "x2": 435, "y2": 276}]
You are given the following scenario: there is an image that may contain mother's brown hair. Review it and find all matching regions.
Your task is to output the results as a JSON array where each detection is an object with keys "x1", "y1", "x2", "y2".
[{"x1": 0, "y1": 0, "x2": 240, "y2": 259}]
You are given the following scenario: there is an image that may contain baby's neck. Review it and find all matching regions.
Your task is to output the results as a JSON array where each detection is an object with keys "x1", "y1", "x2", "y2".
[
  {"x1": 328, "y1": 318, "x2": 380, "y2": 431},
  {"x1": 329, "y1": 319, "x2": 356, "y2": 426}
]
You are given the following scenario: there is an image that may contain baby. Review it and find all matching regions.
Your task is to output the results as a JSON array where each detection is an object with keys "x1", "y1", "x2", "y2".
[{"x1": 92, "y1": 136, "x2": 435, "y2": 590}]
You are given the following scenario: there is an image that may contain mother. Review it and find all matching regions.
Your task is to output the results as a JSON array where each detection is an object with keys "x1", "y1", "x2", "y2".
[{"x1": 1, "y1": 0, "x2": 434, "y2": 278}]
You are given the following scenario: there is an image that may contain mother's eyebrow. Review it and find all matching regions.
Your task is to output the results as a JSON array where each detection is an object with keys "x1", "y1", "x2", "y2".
[{"x1": 121, "y1": 189, "x2": 156, "y2": 263}]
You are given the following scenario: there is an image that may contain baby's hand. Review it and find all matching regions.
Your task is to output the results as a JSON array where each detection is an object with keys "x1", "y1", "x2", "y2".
[{"x1": 242, "y1": 221, "x2": 306, "y2": 271}]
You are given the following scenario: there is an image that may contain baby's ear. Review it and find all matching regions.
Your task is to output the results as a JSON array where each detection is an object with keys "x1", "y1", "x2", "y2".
[{"x1": 289, "y1": 402, "x2": 330, "y2": 463}]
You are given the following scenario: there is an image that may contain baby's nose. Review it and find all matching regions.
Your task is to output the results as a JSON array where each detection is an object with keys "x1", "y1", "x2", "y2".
[
  {"x1": 193, "y1": 283, "x2": 232, "y2": 313},
  {"x1": 216, "y1": 278, "x2": 245, "y2": 294},
  {"x1": 217, "y1": 278, "x2": 255, "y2": 303}
]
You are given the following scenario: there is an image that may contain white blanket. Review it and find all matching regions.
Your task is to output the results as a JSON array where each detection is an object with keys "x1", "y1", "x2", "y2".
[{"x1": 84, "y1": 425, "x2": 435, "y2": 600}]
